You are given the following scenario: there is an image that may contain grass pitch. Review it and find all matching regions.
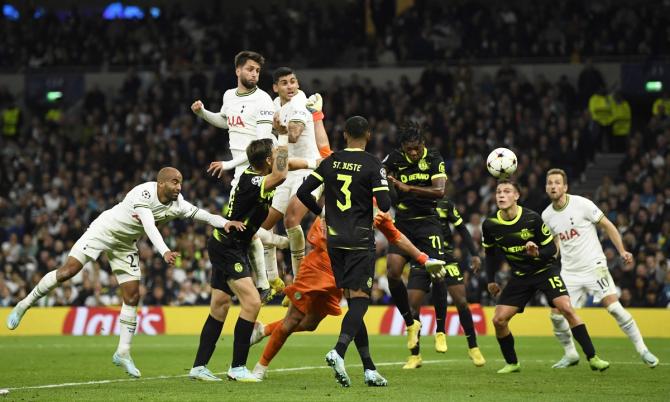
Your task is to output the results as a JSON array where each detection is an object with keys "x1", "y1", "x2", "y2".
[{"x1": 0, "y1": 334, "x2": 667, "y2": 401}]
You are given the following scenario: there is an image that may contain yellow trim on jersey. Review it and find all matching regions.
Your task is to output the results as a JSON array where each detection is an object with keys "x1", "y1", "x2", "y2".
[
  {"x1": 540, "y1": 234, "x2": 554, "y2": 246},
  {"x1": 372, "y1": 186, "x2": 389, "y2": 192},
  {"x1": 552, "y1": 195, "x2": 570, "y2": 212},
  {"x1": 311, "y1": 171, "x2": 323, "y2": 182},
  {"x1": 257, "y1": 120, "x2": 273, "y2": 124},
  {"x1": 213, "y1": 228, "x2": 226, "y2": 242},
  {"x1": 453, "y1": 217, "x2": 463, "y2": 226},
  {"x1": 482, "y1": 241, "x2": 493, "y2": 248},
  {"x1": 245, "y1": 169, "x2": 261, "y2": 175},
  {"x1": 343, "y1": 148, "x2": 364, "y2": 152},
  {"x1": 403, "y1": 147, "x2": 428, "y2": 164},
  {"x1": 436, "y1": 207, "x2": 447, "y2": 218},
  {"x1": 260, "y1": 176, "x2": 269, "y2": 198},
  {"x1": 235, "y1": 87, "x2": 257, "y2": 97},
  {"x1": 595, "y1": 213, "x2": 605, "y2": 223},
  {"x1": 496, "y1": 206, "x2": 523, "y2": 225},
  {"x1": 431, "y1": 173, "x2": 447, "y2": 180}
]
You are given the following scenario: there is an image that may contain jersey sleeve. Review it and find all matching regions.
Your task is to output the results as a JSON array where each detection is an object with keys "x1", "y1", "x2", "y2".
[
  {"x1": 447, "y1": 202, "x2": 463, "y2": 226},
  {"x1": 256, "y1": 95, "x2": 276, "y2": 140},
  {"x1": 131, "y1": 186, "x2": 152, "y2": 210},
  {"x1": 430, "y1": 152, "x2": 447, "y2": 181},
  {"x1": 375, "y1": 214, "x2": 403, "y2": 244},
  {"x1": 177, "y1": 195, "x2": 199, "y2": 219},
  {"x1": 534, "y1": 214, "x2": 555, "y2": 246},
  {"x1": 481, "y1": 219, "x2": 495, "y2": 249},
  {"x1": 370, "y1": 158, "x2": 389, "y2": 194},
  {"x1": 580, "y1": 196, "x2": 605, "y2": 224},
  {"x1": 287, "y1": 94, "x2": 310, "y2": 126}
]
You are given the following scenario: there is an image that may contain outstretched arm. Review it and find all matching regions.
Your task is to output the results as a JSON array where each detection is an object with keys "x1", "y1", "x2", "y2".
[{"x1": 135, "y1": 207, "x2": 177, "y2": 264}]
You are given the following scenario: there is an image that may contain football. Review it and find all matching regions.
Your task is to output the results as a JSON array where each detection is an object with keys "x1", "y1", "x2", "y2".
[{"x1": 486, "y1": 147, "x2": 517, "y2": 178}]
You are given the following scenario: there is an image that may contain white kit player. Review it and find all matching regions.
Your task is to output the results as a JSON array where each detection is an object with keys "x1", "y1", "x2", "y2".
[
  {"x1": 6, "y1": 167, "x2": 244, "y2": 378},
  {"x1": 542, "y1": 168, "x2": 659, "y2": 368},
  {"x1": 190, "y1": 50, "x2": 287, "y2": 294},
  {"x1": 261, "y1": 67, "x2": 323, "y2": 293}
]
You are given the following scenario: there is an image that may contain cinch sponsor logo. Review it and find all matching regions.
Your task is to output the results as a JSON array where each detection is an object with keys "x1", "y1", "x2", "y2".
[
  {"x1": 62, "y1": 307, "x2": 165, "y2": 336},
  {"x1": 378, "y1": 305, "x2": 486, "y2": 335},
  {"x1": 259, "y1": 110, "x2": 274, "y2": 117}
]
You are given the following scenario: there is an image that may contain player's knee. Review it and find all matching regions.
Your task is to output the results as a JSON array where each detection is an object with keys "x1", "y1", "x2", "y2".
[
  {"x1": 58, "y1": 258, "x2": 82, "y2": 281},
  {"x1": 492, "y1": 315, "x2": 509, "y2": 329},
  {"x1": 455, "y1": 300, "x2": 469, "y2": 311},
  {"x1": 244, "y1": 295, "x2": 262, "y2": 314},
  {"x1": 124, "y1": 291, "x2": 140, "y2": 306}
]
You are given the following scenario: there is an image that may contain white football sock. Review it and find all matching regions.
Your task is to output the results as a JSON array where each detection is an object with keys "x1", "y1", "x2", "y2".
[
  {"x1": 117, "y1": 303, "x2": 137, "y2": 357},
  {"x1": 249, "y1": 236, "x2": 269, "y2": 289},
  {"x1": 607, "y1": 301, "x2": 647, "y2": 354},
  {"x1": 286, "y1": 225, "x2": 305, "y2": 278},
  {"x1": 20, "y1": 270, "x2": 59, "y2": 309},
  {"x1": 264, "y1": 244, "x2": 279, "y2": 281},
  {"x1": 550, "y1": 313, "x2": 578, "y2": 357}
]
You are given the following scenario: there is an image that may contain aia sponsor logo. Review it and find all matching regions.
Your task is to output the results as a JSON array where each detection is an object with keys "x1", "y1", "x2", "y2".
[
  {"x1": 62, "y1": 306, "x2": 165, "y2": 336},
  {"x1": 379, "y1": 304, "x2": 487, "y2": 335},
  {"x1": 558, "y1": 228, "x2": 580, "y2": 241},
  {"x1": 227, "y1": 115, "x2": 245, "y2": 127}
]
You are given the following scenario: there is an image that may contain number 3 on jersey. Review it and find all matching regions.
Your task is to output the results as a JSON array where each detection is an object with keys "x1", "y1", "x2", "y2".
[{"x1": 336, "y1": 174, "x2": 352, "y2": 211}]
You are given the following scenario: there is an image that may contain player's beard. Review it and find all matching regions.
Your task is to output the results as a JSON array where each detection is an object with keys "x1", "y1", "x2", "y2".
[{"x1": 240, "y1": 77, "x2": 257, "y2": 90}]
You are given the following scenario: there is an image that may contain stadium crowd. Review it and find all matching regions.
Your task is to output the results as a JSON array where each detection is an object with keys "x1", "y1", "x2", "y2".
[
  {"x1": 0, "y1": 0, "x2": 668, "y2": 70},
  {"x1": 1, "y1": 55, "x2": 668, "y2": 309}
]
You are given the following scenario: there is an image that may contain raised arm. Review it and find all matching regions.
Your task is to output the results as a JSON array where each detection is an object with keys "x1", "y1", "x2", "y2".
[
  {"x1": 191, "y1": 100, "x2": 228, "y2": 129},
  {"x1": 261, "y1": 134, "x2": 289, "y2": 192}
]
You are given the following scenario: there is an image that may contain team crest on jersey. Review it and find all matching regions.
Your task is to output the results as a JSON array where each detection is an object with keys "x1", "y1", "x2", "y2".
[
  {"x1": 367, "y1": 277, "x2": 373, "y2": 288},
  {"x1": 141, "y1": 190, "x2": 151, "y2": 199},
  {"x1": 418, "y1": 159, "x2": 429, "y2": 171},
  {"x1": 520, "y1": 228, "x2": 532, "y2": 240},
  {"x1": 251, "y1": 176, "x2": 263, "y2": 187},
  {"x1": 380, "y1": 167, "x2": 387, "y2": 178},
  {"x1": 234, "y1": 263, "x2": 243, "y2": 273}
]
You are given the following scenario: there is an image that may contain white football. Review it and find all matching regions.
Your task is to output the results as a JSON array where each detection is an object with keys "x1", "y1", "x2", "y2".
[{"x1": 486, "y1": 148, "x2": 517, "y2": 178}]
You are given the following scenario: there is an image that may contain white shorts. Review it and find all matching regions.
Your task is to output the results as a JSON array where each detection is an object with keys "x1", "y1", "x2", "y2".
[
  {"x1": 271, "y1": 170, "x2": 322, "y2": 215},
  {"x1": 562, "y1": 263, "x2": 617, "y2": 307},
  {"x1": 69, "y1": 226, "x2": 141, "y2": 284}
]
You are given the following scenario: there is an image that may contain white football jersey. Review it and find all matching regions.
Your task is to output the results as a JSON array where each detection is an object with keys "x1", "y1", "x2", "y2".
[
  {"x1": 220, "y1": 87, "x2": 275, "y2": 151},
  {"x1": 274, "y1": 90, "x2": 319, "y2": 161},
  {"x1": 91, "y1": 182, "x2": 198, "y2": 244},
  {"x1": 542, "y1": 194, "x2": 606, "y2": 275}
]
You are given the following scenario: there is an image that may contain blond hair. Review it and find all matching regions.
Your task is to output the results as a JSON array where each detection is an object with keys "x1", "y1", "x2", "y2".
[{"x1": 547, "y1": 168, "x2": 568, "y2": 185}]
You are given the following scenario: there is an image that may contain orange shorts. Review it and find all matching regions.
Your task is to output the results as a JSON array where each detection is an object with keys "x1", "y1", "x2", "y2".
[{"x1": 284, "y1": 249, "x2": 342, "y2": 317}]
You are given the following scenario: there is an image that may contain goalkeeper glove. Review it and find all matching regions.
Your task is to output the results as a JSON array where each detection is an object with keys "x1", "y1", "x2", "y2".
[
  {"x1": 269, "y1": 277, "x2": 285, "y2": 294},
  {"x1": 425, "y1": 258, "x2": 447, "y2": 279},
  {"x1": 306, "y1": 93, "x2": 324, "y2": 121}
]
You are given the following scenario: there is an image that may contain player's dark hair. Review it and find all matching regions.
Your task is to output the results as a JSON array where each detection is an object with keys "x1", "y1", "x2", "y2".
[
  {"x1": 234, "y1": 51, "x2": 265, "y2": 69},
  {"x1": 344, "y1": 116, "x2": 369, "y2": 139},
  {"x1": 273, "y1": 67, "x2": 295, "y2": 83},
  {"x1": 398, "y1": 121, "x2": 426, "y2": 145},
  {"x1": 497, "y1": 179, "x2": 521, "y2": 194},
  {"x1": 246, "y1": 138, "x2": 274, "y2": 170}
]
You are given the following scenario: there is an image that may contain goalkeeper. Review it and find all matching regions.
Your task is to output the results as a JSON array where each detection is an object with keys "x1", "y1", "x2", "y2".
[{"x1": 248, "y1": 211, "x2": 446, "y2": 384}]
